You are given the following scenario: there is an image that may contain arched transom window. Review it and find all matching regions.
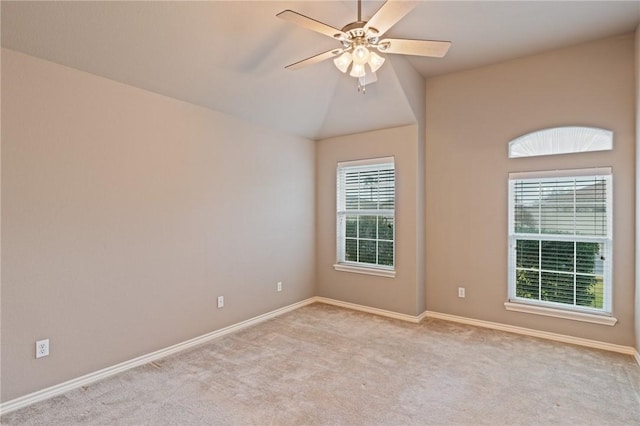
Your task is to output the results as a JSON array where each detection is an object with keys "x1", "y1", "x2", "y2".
[{"x1": 508, "y1": 126, "x2": 613, "y2": 158}]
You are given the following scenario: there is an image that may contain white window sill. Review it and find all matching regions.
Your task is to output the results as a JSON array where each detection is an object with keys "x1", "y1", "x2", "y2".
[
  {"x1": 333, "y1": 263, "x2": 396, "y2": 278},
  {"x1": 504, "y1": 301, "x2": 617, "y2": 326}
]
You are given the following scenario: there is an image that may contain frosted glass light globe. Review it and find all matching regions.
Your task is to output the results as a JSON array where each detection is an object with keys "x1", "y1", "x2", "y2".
[
  {"x1": 368, "y1": 51, "x2": 385, "y2": 73},
  {"x1": 352, "y1": 45, "x2": 370, "y2": 65},
  {"x1": 333, "y1": 52, "x2": 353, "y2": 73},
  {"x1": 349, "y1": 63, "x2": 366, "y2": 78}
]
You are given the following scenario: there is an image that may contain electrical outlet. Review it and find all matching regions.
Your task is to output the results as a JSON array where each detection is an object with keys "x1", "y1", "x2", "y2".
[
  {"x1": 458, "y1": 287, "x2": 466, "y2": 298},
  {"x1": 36, "y1": 339, "x2": 49, "y2": 359},
  {"x1": 277, "y1": 281, "x2": 282, "y2": 292},
  {"x1": 217, "y1": 296, "x2": 224, "y2": 308}
]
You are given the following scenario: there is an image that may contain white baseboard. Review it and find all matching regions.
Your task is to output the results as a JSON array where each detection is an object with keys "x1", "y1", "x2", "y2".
[
  {"x1": 312, "y1": 299, "x2": 637, "y2": 359},
  {"x1": 313, "y1": 297, "x2": 423, "y2": 323},
  {"x1": 424, "y1": 310, "x2": 637, "y2": 357},
  {"x1": 0, "y1": 298, "x2": 316, "y2": 416},
  {"x1": 3, "y1": 297, "x2": 637, "y2": 415}
]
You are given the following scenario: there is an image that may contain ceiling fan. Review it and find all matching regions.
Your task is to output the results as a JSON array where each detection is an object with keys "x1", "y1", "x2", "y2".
[{"x1": 277, "y1": 0, "x2": 451, "y2": 90}]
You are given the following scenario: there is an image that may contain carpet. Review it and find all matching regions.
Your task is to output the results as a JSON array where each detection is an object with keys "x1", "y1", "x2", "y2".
[{"x1": 2, "y1": 303, "x2": 639, "y2": 425}]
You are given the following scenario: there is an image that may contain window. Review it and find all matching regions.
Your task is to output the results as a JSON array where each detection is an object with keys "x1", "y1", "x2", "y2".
[
  {"x1": 335, "y1": 157, "x2": 395, "y2": 276},
  {"x1": 508, "y1": 168, "x2": 612, "y2": 316},
  {"x1": 508, "y1": 127, "x2": 613, "y2": 158}
]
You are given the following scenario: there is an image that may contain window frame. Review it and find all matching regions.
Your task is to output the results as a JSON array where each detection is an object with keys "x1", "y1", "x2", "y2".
[
  {"x1": 507, "y1": 168, "x2": 613, "y2": 319},
  {"x1": 334, "y1": 157, "x2": 396, "y2": 277}
]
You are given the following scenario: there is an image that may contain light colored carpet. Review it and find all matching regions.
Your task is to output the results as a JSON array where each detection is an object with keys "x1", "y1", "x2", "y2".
[{"x1": 2, "y1": 303, "x2": 640, "y2": 425}]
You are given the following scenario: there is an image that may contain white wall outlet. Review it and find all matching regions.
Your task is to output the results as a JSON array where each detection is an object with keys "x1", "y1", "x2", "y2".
[
  {"x1": 277, "y1": 281, "x2": 282, "y2": 292},
  {"x1": 458, "y1": 287, "x2": 466, "y2": 298},
  {"x1": 217, "y1": 296, "x2": 224, "y2": 308},
  {"x1": 36, "y1": 339, "x2": 49, "y2": 359}
]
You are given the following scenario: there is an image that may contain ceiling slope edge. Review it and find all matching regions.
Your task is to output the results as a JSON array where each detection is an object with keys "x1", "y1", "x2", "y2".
[
  {"x1": 387, "y1": 55, "x2": 425, "y2": 137},
  {"x1": 314, "y1": 55, "x2": 419, "y2": 141}
]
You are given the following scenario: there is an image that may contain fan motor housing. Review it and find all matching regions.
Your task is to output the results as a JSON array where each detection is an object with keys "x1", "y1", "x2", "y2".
[{"x1": 338, "y1": 21, "x2": 380, "y2": 47}]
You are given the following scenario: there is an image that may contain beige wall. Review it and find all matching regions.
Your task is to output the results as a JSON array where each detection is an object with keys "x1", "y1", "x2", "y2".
[
  {"x1": 316, "y1": 125, "x2": 423, "y2": 315},
  {"x1": 389, "y1": 56, "x2": 427, "y2": 314},
  {"x1": 635, "y1": 25, "x2": 640, "y2": 354},
  {"x1": 1, "y1": 48, "x2": 315, "y2": 402},
  {"x1": 425, "y1": 34, "x2": 636, "y2": 346},
  {"x1": 315, "y1": 57, "x2": 427, "y2": 316}
]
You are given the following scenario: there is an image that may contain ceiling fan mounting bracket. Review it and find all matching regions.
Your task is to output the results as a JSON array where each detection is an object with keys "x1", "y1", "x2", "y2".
[
  {"x1": 341, "y1": 21, "x2": 366, "y2": 34},
  {"x1": 377, "y1": 41, "x2": 390, "y2": 52}
]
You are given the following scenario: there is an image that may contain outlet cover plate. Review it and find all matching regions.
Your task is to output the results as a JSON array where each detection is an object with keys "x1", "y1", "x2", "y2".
[{"x1": 36, "y1": 339, "x2": 49, "y2": 358}]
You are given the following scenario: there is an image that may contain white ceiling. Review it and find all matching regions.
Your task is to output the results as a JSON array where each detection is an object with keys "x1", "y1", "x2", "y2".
[{"x1": 2, "y1": 1, "x2": 639, "y2": 140}]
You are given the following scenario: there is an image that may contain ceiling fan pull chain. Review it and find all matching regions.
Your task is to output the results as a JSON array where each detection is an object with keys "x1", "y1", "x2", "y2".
[{"x1": 357, "y1": 79, "x2": 366, "y2": 94}]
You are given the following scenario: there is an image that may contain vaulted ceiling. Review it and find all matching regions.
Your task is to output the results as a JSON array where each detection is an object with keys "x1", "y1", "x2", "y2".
[{"x1": 2, "y1": 1, "x2": 639, "y2": 140}]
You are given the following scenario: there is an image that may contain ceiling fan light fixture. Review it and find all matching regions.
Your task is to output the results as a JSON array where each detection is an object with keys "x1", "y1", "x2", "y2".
[
  {"x1": 350, "y1": 62, "x2": 366, "y2": 78},
  {"x1": 367, "y1": 51, "x2": 385, "y2": 73},
  {"x1": 352, "y1": 45, "x2": 370, "y2": 65},
  {"x1": 333, "y1": 51, "x2": 353, "y2": 73}
]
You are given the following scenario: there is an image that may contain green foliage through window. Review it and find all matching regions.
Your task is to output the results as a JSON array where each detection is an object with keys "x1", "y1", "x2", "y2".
[
  {"x1": 344, "y1": 216, "x2": 394, "y2": 266},
  {"x1": 515, "y1": 240, "x2": 602, "y2": 308}
]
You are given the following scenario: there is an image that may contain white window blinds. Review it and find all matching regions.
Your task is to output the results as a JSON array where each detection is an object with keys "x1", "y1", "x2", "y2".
[
  {"x1": 508, "y1": 168, "x2": 612, "y2": 313},
  {"x1": 336, "y1": 157, "x2": 395, "y2": 269}
]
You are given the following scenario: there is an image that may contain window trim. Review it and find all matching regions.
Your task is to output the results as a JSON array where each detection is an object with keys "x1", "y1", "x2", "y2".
[
  {"x1": 335, "y1": 156, "x2": 396, "y2": 276},
  {"x1": 333, "y1": 263, "x2": 396, "y2": 278},
  {"x1": 504, "y1": 301, "x2": 617, "y2": 326},
  {"x1": 507, "y1": 167, "x2": 613, "y2": 318}
]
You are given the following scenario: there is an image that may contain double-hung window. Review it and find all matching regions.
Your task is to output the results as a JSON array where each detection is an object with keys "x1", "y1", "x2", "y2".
[
  {"x1": 335, "y1": 157, "x2": 395, "y2": 276},
  {"x1": 508, "y1": 168, "x2": 612, "y2": 316}
]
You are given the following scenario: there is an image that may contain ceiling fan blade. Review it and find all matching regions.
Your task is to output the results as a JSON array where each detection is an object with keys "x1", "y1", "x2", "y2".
[
  {"x1": 364, "y1": 0, "x2": 417, "y2": 38},
  {"x1": 378, "y1": 39, "x2": 452, "y2": 58},
  {"x1": 285, "y1": 48, "x2": 345, "y2": 71},
  {"x1": 277, "y1": 10, "x2": 347, "y2": 40}
]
